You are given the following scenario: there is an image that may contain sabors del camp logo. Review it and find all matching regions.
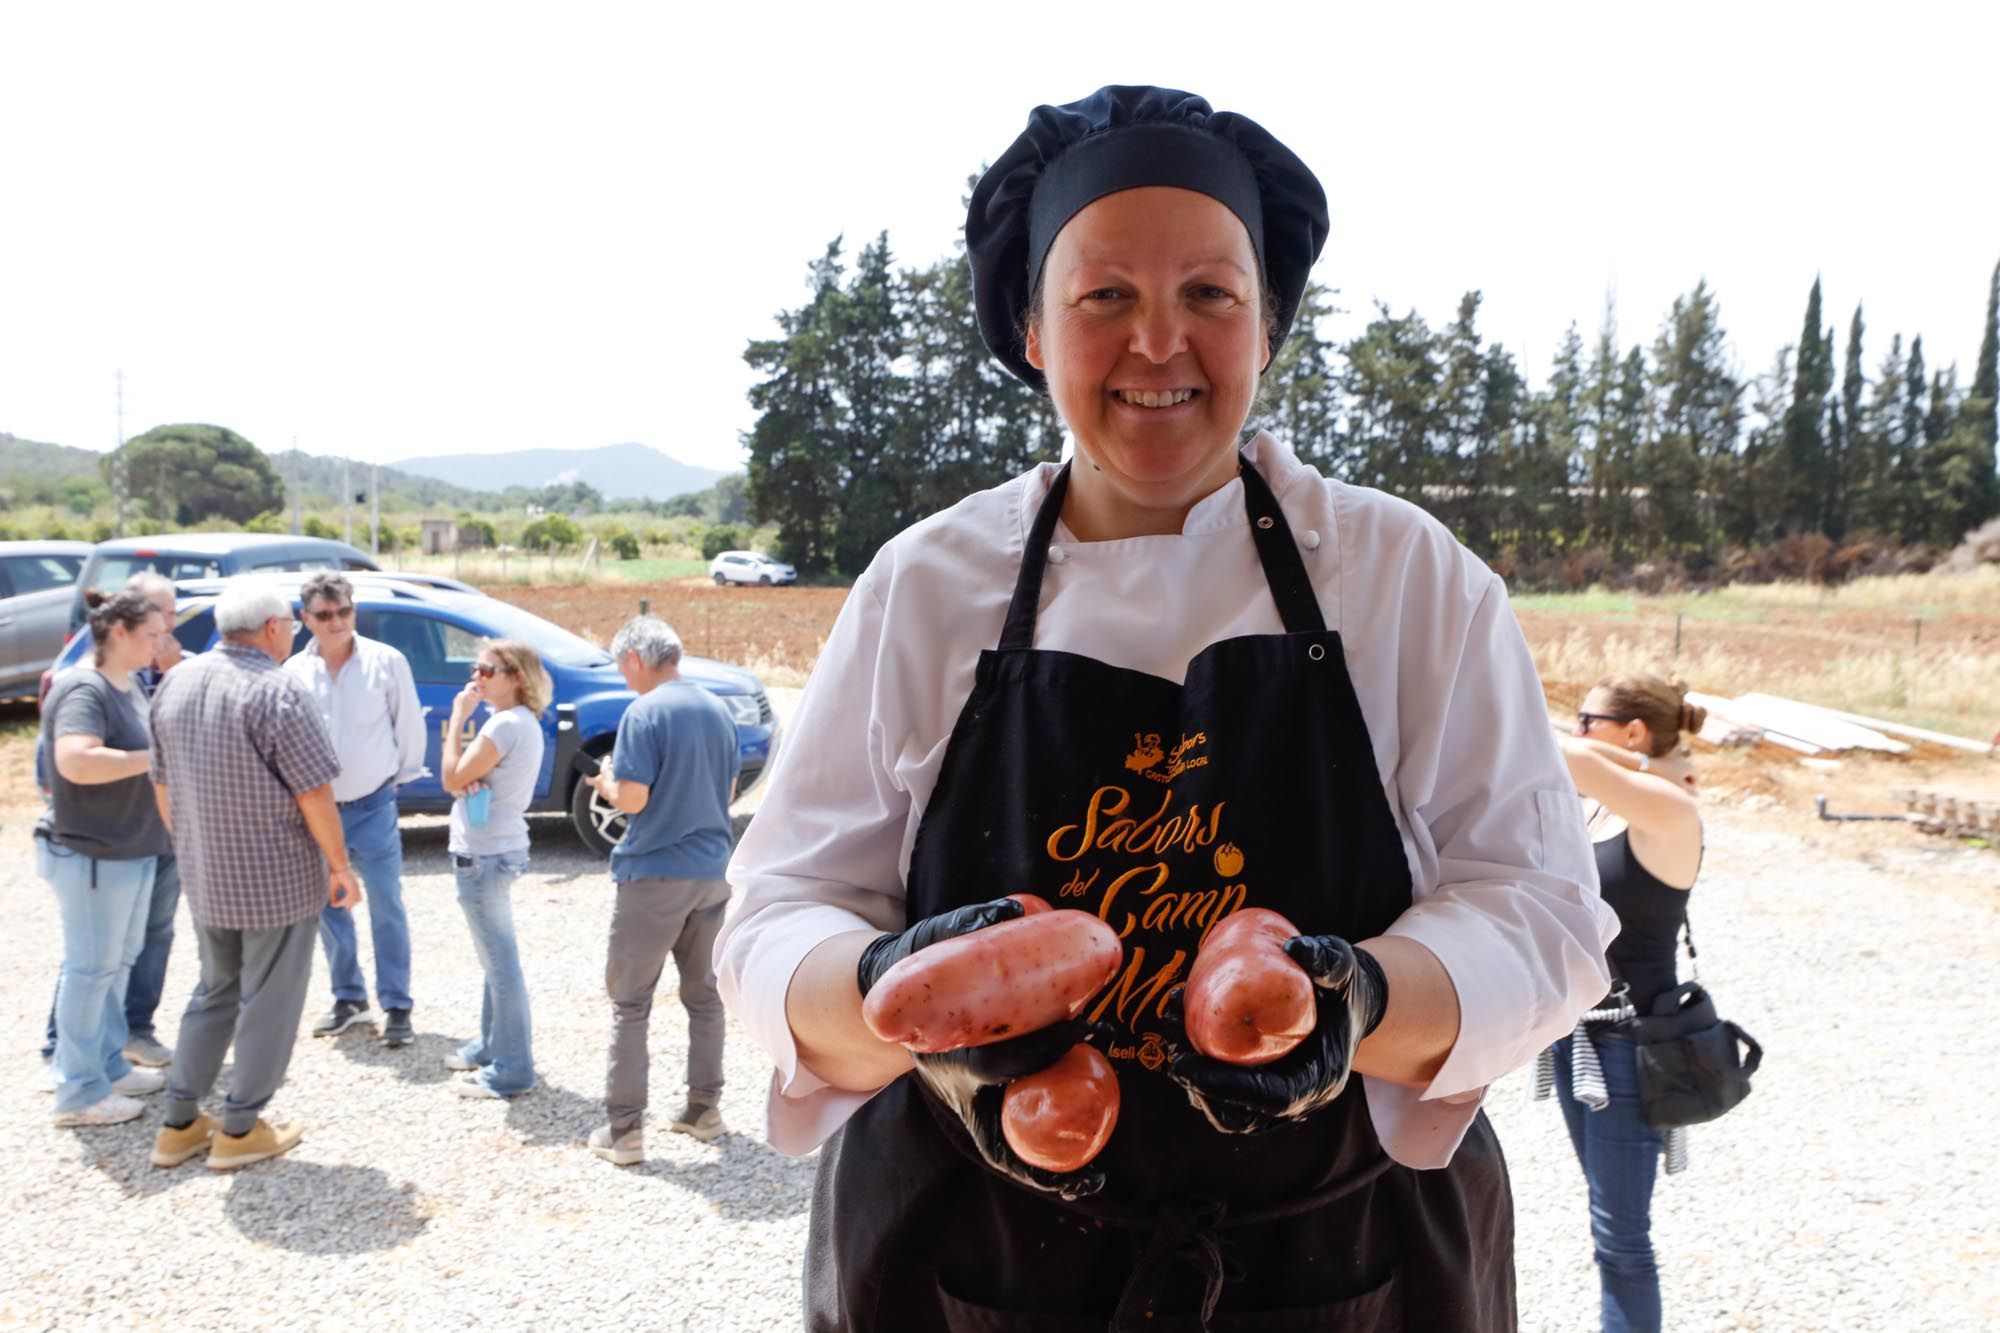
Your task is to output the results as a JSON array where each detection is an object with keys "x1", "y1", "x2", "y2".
[{"x1": 1122, "y1": 730, "x2": 1210, "y2": 784}]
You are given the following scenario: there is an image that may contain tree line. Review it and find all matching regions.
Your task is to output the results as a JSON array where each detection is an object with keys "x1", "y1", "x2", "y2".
[{"x1": 745, "y1": 235, "x2": 2000, "y2": 583}]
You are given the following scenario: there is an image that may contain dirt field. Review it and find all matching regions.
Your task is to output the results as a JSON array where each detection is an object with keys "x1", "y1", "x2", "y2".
[
  {"x1": 490, "y1": 579, "x2": 845, "y2": 685},
  {"x1": 8, "y1": 579, "x2": 1996, "y2": 854}
]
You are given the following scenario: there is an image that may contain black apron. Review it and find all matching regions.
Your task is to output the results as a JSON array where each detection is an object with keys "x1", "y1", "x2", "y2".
[{"x1": 806, "y1": 458, "x2": 1515, "y2": 1331}]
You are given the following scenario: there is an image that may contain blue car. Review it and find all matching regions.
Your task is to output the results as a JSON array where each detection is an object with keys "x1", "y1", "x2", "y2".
[{"x1": 42, "y1": 573, "x2": 778, "y2": 855}]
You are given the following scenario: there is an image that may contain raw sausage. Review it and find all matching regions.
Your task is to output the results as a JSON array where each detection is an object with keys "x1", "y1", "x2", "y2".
[
  {"x1": 1001, "y1": 1043, "x2": 1121, "y2": 1172},
  {"x1": 1184, "y1": 907, "x2": 1314, "y2": 1066},
  {"x1": 862, "y1": 905, "x2": 1122, "y2": 1052}
]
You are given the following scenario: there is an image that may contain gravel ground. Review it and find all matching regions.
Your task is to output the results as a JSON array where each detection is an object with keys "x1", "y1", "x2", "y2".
[{"x1": 3, "y1": 771, "x2": 1996, "y2": 1330}]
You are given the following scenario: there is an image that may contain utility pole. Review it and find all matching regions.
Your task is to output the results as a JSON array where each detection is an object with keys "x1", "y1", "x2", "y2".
[
  {"x1": 290, "y1": 435, "x2": 301, "y2": 535},
  {"x1": 369, "y1": 461, "x2": 380, "y2": 559},
  {"x1": 342, "y1": 456, "x2": 352, "y2": 545},
  {"x1": 112, "y1": 369, "x2": 128, "y2": 536}
]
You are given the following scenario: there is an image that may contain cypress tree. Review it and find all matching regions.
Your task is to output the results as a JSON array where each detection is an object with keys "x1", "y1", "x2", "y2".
[
  {"x1": 1780, "y1": 278, "x2": 1835, "y2": 533},
  {"x1": 1830, "y1": 303, "x2": 1866, "y2": 538}
]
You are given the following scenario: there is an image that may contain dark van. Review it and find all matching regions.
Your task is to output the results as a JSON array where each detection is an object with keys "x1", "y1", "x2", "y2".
[{"x1": 71, "y1": 533, "x2": 378, "y2": 631}]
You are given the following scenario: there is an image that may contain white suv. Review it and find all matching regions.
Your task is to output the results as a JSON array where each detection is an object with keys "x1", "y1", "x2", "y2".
[{"x1": 709, "y1": 550, "x2": 797, "y2": 586}]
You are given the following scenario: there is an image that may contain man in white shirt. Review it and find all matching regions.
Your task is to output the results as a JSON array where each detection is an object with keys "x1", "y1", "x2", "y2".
[{"x1": 283, "y1": 573, "x2": 427, "y2": 1046}]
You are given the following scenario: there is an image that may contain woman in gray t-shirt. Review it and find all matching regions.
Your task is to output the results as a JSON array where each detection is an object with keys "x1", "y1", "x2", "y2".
[
  {"x1": 41, "y1": 591, "x2": 173, "y2": 1128},
  {"x1": 438, "y1": 637, "x2": 548, "y2": 1099}
]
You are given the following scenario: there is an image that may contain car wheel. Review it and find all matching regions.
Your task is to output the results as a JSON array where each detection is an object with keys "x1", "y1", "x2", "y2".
[
  {"x1": 569, "y1": 770, "x2": 627, "y2": 857},
  {"x1": 712, "y1": 572, "x2": 727, "y2": 586},
  {"x1": 759, "y1": 574, "x2": 772, "y2": 585}
]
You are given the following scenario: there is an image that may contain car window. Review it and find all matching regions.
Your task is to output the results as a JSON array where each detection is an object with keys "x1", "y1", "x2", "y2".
[
  {"x1": 361, "y1": 610, "x2": 484, "y2": 683},
  {"x1": 0, "y1": 555, "x2": 77, "y2": 595},
  {"x1": 90, "y1": 554, "x2": 224, "y2": 590}
]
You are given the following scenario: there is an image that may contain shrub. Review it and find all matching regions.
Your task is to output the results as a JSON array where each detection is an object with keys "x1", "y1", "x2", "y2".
[
  {"x1": 455, "y1": 516, "x2": 497, "y2": 550},
  {"x1": 90, "y1": 521, "x2": 113, "y2": 543},
  {"x1": 522, "y1": 514, "x2": 582, "y2": 550},
  {"x1": 303, "y1": 516, "x2": 340, "y2": 540},
  {"x1": 610, "y1": 531, "x2": 641, "y2": 560},
  {"x1": 245, "y1": 512, "x2": 286, "y2": 534},
  {"x1": 700, "y1": 524, "x2": 750, "y2": 561}
]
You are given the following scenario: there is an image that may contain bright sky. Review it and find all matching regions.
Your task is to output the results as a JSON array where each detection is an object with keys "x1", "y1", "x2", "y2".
[{"x1": 4, "y1": 2, "x2": 1995, "y2": 478}]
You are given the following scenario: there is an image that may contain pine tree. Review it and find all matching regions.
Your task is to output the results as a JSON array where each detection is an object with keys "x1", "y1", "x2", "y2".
[
  {"x1": 1260, "y1": 283, "x2": 1345, "y2": 476},
  {"x1": 1339, "y1": 304, "x2": 1443, "y2": 498},
  {"x1": 744, "y1": 239, "x2": 848, "y2": 571},
  {"x1": 1648, "y1": 281, "x2": 1741, "y2": 555}
]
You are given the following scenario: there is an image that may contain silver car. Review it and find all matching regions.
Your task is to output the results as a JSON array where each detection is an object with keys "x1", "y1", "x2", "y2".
[{"x1": 0, "y1": 540, "x2": 91, "y2": 700}]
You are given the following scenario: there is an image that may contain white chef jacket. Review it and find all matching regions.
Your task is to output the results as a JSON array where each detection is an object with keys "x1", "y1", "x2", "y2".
[
  {"x1": 282, "y1": 634, "x2": 428, "y2": 803},
  {"x1": 717, "y1": 432, "x2": 1615, "y2": 1168}
]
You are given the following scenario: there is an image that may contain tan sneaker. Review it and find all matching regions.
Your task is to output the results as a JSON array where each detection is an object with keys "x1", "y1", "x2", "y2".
[
  {"x1": 151, "y1": 1113, "x2": 218, "y2": 1168},
  {"x1": 589, "y1": 1124, "x2": 644, "y2": 1166},
  {"x1": 668, "y1": 1103, "x2": 725, "y2": 1143},
  {"x1": 207, "y1": 1119, "x2": 303, "y2": 1171}
]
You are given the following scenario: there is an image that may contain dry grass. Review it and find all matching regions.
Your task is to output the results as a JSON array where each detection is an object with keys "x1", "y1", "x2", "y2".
[
  {"x1": 1525, "y1": 625, "x2": 2000, "y2": 741},
  {"x1": 1720, "y1": 567, "x2": 2000, "y2": 613}
]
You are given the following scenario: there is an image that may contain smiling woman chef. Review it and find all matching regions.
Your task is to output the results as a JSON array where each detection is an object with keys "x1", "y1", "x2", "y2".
[{"x1": 717, "y1": 86, "x2": 1617, "y2": 1331}]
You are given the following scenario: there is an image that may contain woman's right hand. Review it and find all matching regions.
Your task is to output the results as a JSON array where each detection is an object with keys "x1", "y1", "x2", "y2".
[
  {"x1": 450, "y1": 682, "x2": 482, "y2": 721},
  {"x1": 857, "y1": 898, "x2": 1110, "y2": 1200}
]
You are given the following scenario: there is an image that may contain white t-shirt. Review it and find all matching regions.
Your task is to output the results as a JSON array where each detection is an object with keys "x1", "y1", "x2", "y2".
[
  {"x1": 448, "y1": 705, "x2": 543, "y2": 857},
  {"x1": 716, "y1": 432, "x2": 1616, "y2": 1168}
]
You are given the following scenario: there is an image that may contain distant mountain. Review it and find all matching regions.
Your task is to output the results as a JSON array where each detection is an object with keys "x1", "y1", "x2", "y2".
[
  {"x1": 394, "y1": 442, "x2": 727, "y2": 502},
  {"x1": 0, "y1": 432, "x2": 101, "y2": 483}
]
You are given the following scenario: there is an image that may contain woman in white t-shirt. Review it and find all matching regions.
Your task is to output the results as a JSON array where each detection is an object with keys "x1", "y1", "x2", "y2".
[{"x1": 439, "y1": 637, "x2": 548, "y2": 1099}]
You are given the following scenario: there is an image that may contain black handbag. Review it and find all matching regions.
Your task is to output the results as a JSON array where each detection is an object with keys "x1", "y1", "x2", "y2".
[{"x1": 1626, "y1": 919, "x2": 1762, "y2": 1129}]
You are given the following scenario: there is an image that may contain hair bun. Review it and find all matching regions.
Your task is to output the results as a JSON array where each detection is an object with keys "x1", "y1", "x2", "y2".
[
  {"x1": 83, "y1": 587, "x2": 111, "y2": 610},
  {"x1": 1681, "y1": 702, "x2": 1707, "y2": 734}
]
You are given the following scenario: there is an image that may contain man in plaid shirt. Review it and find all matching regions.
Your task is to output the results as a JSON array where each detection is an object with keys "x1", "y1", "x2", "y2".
[{"x1": 146, "y1": 584, "x2": 363, "y2": 1172}]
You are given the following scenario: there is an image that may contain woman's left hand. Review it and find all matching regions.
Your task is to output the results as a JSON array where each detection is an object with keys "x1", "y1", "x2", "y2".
[{"x1": 1164, "y1": 936, "x2": 1388, "y2": 1134}]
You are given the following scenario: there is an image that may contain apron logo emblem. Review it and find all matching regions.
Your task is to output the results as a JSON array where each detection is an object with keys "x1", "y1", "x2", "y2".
[
  {"x1": 1124, "y1": 731, "x2": 1209, "y2": 784},
  {"x1": 1213, "y1": 843, "x2": 1244, "y2": 877}
]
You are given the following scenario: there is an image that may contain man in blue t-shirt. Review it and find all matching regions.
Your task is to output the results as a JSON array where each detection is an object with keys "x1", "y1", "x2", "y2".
[{"x1": 584, "y1": 615, "x2": 740, "y2": 1166}]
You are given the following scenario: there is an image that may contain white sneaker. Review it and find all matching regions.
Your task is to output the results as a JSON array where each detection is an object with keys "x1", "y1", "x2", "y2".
[
  {"x1": 53, "y1": 1092, "x2": 146, "y2": 1128},
  {"x1": 111, "y1": 1067, "x2": 167, "y2": 1097},
  {"x1": 40, "y1": 1058, "x2": 58, "y2": 1094}
]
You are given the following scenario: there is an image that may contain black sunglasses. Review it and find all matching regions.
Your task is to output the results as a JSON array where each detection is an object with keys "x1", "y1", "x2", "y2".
[
  {"x1": 307, "y1": 605, "x2": 355, "y2": 623},
  {"x1": 1576, "y1": 710, "x2": 1635, "y2": 730}
]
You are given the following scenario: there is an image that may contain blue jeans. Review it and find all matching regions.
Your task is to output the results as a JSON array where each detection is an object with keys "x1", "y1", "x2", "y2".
[
  {"x1": 40, "y1": 838, "x2": 156, "y2": 1114},
  {"x1": 452, "y1": 849, "x2": 534, "y2": 1095},
  {"x1": 319, "y1": 783, "x2": 412, "y2": 1011},
  {"x1": 41, "y1": 851, "x2": 179, "y2": 1057},
  {"x1": 1554, "y1": 1032, "x2": 1664, "y2": 1333}
]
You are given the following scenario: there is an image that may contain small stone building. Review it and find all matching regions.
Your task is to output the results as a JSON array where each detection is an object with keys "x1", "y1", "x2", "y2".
[{"x1": 419, "y1": 518, "x2": 458, "y2": 555}]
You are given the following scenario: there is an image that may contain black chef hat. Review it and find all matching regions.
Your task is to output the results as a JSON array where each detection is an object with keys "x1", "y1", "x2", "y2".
[{"x1": 966, "y1": 85, "x2": 1330, "y2": 393}]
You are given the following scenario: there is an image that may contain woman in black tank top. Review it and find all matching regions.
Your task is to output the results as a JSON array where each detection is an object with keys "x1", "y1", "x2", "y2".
[{"x1": 1551, "y1": 673, "x2": 1706, "y2": 1333}]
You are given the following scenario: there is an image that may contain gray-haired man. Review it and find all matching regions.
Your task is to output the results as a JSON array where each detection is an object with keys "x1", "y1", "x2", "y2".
[
  {"x1": 585, "y1": 615, "x2": 739, "y2": 1165},
  {"x1": 147, "y1": 585, "x2": 361, "y2": 1171}
]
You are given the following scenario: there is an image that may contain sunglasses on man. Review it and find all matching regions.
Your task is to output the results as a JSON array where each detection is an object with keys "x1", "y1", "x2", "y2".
[{"x1": 306, "y1": 604, "x2": 355, "y2": 623}]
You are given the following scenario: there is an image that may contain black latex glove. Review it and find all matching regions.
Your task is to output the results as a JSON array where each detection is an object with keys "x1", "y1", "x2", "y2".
[
  {"x1": 856, "y1": 897, "x2": 1111, "y2": 1201},
  {"x1": 1164, "y1": 936, "x2": 1389, "y2": 1135}
]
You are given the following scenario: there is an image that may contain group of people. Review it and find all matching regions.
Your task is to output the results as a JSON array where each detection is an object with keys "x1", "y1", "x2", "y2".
[
  {"x1": 35, "y1": 83, "x2": 1727, "y2": 1332},
  {"x1": 39, "y1": 571, "x2": 740, "y2": 1172}
]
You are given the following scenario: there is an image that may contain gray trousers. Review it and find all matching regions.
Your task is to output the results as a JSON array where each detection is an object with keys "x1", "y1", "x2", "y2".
[
  {"x1": 163, "y1": 917, "x2": 316, "y2": 1137},
  {"x1": 605, "y1": 877, "x2": 728, "y2": 1135}
]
